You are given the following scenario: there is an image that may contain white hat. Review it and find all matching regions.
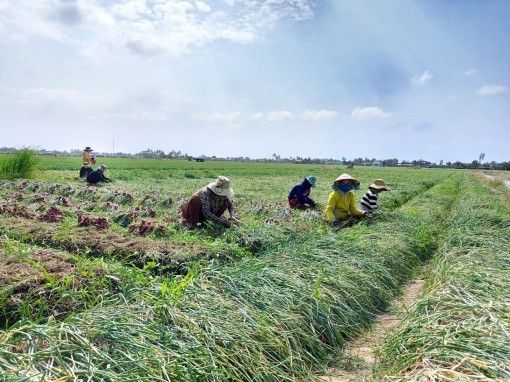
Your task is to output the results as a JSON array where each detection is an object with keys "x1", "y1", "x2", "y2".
[{"x1": 207, "y1": 176, "x2": 234, "y2": 197}]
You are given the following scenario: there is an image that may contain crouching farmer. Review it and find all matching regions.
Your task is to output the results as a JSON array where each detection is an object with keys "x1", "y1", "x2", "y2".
[
  {"x1": 182, "y1": 176, "x2": 237, "y2": 230},
  {"x1": 360, "y1": 179, "x2": 390, "y2": 214},
  {"x1": 86, "y1": 165, "x2": 111, "y2": 184},
  {"x1": 288, "y1": 175, "x2": 316, "y2": 208},
  {"x1": 326, "y1": 173, "x2": 370, "y2": 227}
]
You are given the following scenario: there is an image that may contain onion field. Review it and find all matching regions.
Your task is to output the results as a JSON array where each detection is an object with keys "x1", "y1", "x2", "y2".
[{"x1": 0, "y1": 156, "x2": 509, "y2": 381}]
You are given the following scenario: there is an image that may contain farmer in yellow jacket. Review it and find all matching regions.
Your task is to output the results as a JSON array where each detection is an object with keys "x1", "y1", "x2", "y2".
[
  {"x1": 326, "y1": 173, "x2": 371, "y2": 227},
  {"x1": 79, "y1": 146, "x2": 96, "y2": 178}
]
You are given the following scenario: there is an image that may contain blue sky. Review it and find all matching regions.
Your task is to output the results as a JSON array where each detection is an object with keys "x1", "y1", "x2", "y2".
[{"x1": 1, "y1": 0, "x2": 509, "y2": 163}]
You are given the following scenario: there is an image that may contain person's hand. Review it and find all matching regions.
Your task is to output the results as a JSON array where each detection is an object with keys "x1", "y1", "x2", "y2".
[
  {"x1": 364, "y1": 211, "x2": 373, "y2": 219},
  {"x1": 228, "y1": 216, "x2": 240, "y2": 225},
  {"x1": 331, "y1": 220, "x2": 340, "y2": 227}
]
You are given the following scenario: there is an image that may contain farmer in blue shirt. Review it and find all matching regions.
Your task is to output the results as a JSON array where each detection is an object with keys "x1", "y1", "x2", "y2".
[
  {"x1": 288, "y1": 176, "x2": 316, "y2": 208},
  {"x1": 86, "y1": 165, "x2": 111, "y2": 184}
]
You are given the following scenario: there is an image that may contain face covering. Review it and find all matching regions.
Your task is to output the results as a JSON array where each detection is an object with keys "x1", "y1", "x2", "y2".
[{"x1": 339, "y1": 184, "x2": 352, "y2": 193}]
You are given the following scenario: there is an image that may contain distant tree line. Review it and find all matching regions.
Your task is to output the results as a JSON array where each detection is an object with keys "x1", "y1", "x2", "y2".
[{"x1": 0, "y1": 147, "x2": 508, "y2": 170}]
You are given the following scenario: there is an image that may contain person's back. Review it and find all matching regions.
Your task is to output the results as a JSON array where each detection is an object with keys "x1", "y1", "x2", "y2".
[
  {"x1": 86, "y1": 165, "x2": 110, "y2": 184},
  {"x1": 86, "y1": 169, "x2": 102, "y2": 184},
  {"x1": 359, "y1": 179, "x2": 390, "y2": 213},
  {"x1": 360, "y1": 189, "x2": 378, "y2": 212},
  {"x1": 82, "y1": 147, "x2": 93, "y2": 165}
]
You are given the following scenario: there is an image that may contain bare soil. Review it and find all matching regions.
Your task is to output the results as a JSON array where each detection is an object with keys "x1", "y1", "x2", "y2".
[
  {"x1": 1, "y1": 217, "x2": 207, "y2": 272},
  {"x1": 316, "y1": 278, "x2": 425, "y2": 382},
  {"x1": 0, "y1": 242, "x2": 106, "y2": 325}
]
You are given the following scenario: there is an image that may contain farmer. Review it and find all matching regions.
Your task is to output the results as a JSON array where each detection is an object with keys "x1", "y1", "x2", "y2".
[
  {"x1": 86, "y1": 165, "x2": 111, "y2": 184},
  {"x1": 360, "y1": 179, "x2": 390, "y2": 213},
  {"x1": 288, "y1": 175, "x2": 316, "y2": 208},
  {"x1": 182, "y1": 176, "x2": 237, "y2": 229},
  {"x1": 325, "y1": 173, "x2": 371, "y2": 227},
  {"x1": 80, "y1": 146, "x2": 96, "y2": 178}
]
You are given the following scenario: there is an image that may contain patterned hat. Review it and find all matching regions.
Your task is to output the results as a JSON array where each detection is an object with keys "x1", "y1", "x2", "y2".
[{"x1": 207, "y1": 176, "x2": 234, "y2": 197}]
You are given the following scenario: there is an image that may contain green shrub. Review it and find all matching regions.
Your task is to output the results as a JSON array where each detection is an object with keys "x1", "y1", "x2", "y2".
[{"x1": 0, "y1": 149, "x2": 40, "y2": 180}]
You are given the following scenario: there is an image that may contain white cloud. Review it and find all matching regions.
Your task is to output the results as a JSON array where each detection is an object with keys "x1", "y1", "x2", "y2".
[
  {"x1": 302, "y1": 109, "x2": 338, "y2": 121},
  {"x1": 0, "y1": 0, "x2": 315, "y2": 57},
  {"x1": 208, "y1": 112, "x2": 241, "y2": 123},
  {"x1": 478, "y1": 85, "x2": 508, "y2": 96},
  {"x1": 195, "y1": 1, "x2": 211, "y2": 13},
  {"x1": 351, "y1": 107, "x2": 391, "y2": 120},
  {"x1": 267, "y1": 110, "x2": 294, "y2": 122},
  {"x1": 411, "y1": 70, "x2": 433, "y2": 86}
]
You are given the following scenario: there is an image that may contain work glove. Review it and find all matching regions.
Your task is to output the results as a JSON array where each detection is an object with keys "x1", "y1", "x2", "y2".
[
  {"x1": 364, "y1": 211, "x2": 373, "y2": 219},
  {"x1": 331, "y1": 220, "x2": 340, "y2": 227}
]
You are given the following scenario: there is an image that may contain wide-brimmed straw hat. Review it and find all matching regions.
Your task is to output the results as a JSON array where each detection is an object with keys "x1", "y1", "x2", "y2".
[
  {"x1": 207, "y1": 176, "x2": 234, "y2": 197},
  {"x1": 305, "y1": 175, "x2": 316, "y2": 187},
  {"x1": 369, "y1": 179, "x2": 390, "y2": 191},
  {"x1": 99, "y1": 165, "x2": 107, "y2": 172},
  {"x1": 334, "y1": 173, "x2": 360, "y2": 186},
  {"x1": 84, "y1": 147, "x2": 93, "y2": 151}
]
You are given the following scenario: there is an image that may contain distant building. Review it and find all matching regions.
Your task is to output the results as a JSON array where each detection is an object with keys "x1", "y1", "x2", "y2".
[
  {"x1": 372, "y1": 161, "x2": 382, "y2": 167},
  {"x1": 195, "y1": 158, "x2": 205, "y2": 162}
]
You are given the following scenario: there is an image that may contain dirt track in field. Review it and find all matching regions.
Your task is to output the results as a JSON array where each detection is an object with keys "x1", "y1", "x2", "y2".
[{"x1": 316, "y1": 278, "x2": 425, "y2": 382}]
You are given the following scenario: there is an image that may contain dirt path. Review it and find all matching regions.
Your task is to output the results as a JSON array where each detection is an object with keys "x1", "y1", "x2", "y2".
[{"x1": 316, "y1": 278, "x2": 425, "y2": 382}]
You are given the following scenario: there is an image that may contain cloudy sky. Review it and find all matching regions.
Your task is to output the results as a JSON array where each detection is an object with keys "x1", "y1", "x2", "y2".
[{"x1": 1, "y1": 0, "x2": 509, "y2": 163}]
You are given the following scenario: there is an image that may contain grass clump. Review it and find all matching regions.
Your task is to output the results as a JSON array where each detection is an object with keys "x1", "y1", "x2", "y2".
[{"x1": 0, "y1": 149, "x2": 40, "y2": 180}]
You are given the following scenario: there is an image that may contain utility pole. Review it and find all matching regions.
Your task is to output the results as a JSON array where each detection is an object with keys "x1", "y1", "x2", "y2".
[{"x1": 112, "y1": 128, "x2": 115, "y2": 157}]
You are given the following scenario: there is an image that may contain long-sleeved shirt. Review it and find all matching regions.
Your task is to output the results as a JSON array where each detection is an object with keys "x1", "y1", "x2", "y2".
[
  {"x1": 195, "y1": 187, "x2": 234, "y2": 224},
  {"x1": 82, "y1": 151, "x2": 91, "y2": 165},
  {"x1": 86, "y1": 169, "x2": 110, "y2": 184},
  {"x1": 288, "y1": 179, "x2": 315, "y2": 206},
  {"x1": 360, "y1": 189, "x2": 378, "y2": 212},
  {"x1": 325, "y1": 190, "x2": 364, "y2": 221}
]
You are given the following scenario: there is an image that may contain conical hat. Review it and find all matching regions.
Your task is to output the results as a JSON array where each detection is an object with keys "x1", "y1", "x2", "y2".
[
  {"x1": 370, "y1": 179, "x2": 390, "y2": 191},
  {"x1": 334, "y1": 173, "x2": 360, "y2": 185}
]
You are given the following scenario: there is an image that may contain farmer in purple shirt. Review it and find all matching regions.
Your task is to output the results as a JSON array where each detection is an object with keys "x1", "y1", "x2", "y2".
[{"x1": 288, "y1": 175, "x2": 316, "y2": 208}]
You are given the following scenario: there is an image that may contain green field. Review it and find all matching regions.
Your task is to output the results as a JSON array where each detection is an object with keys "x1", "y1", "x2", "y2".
[{"x1": 1, "y1": 156, "x2": 509, "y2": 381}]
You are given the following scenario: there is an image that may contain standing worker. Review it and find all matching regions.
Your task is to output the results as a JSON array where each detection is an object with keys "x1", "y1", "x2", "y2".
[{"x1": 80, "y1": 147, "x2": 96, "y2": 178}]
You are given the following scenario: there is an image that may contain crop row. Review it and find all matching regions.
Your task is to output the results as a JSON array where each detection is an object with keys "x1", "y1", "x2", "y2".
[
  {"x1": 0, "y1": 173, "x2": 462, "y2": 380},
  {"x1": 374, "y1": 173, "x2": 510, "y2": 380}
]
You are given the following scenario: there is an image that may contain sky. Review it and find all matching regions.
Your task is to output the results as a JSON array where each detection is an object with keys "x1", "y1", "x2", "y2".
[{"x1": 1, "y1": 0, "x2": 509, "y2": 163}]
